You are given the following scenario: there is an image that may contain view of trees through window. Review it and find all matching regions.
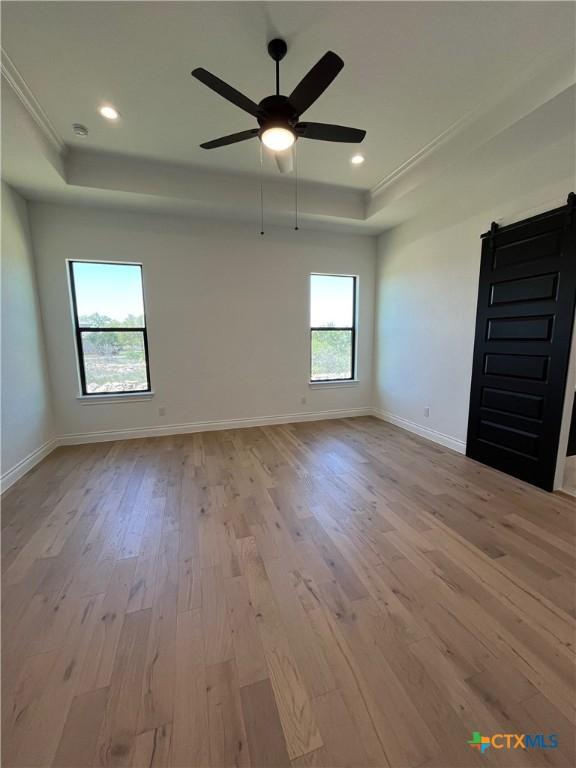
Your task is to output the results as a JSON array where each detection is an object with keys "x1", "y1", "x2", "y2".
[
  {"x1": 311, "y1": 329, "x2": 353, "y2": 380},
  {"x1": 70, "y1": 262, "x2": 150, "y2": 394},
  {"x1": 310, "y1": 274, "x2": 356, "y2": 381}
]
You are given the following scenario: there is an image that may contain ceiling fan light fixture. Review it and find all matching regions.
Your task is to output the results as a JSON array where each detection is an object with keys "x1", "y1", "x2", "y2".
[{"x1": 261, "y1": 126, "x2": 295, "y2": 152}]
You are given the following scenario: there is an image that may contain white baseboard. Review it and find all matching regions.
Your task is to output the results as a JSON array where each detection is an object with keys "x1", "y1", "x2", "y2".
[
  {"x1": 57, "y1": 407, "x2": 372, "y2": 446},
  {"x1": 3, "y1": 407, "x2": 464, "y2": 494},
  {"x1": 371, "y1": 408, "x2": 466, "y2": 454},
  {"x1": 0, "y1": 437, "x2": 59, "y2": 494}
]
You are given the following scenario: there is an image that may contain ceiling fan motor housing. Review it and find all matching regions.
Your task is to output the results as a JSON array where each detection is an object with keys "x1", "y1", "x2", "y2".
[{"x1": 257, "y1": 95, "x2": 298, "y2": 136}]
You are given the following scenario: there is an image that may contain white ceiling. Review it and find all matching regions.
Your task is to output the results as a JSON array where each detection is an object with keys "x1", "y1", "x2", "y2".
[
  {"x1": 1, "y1": 1, "x2": 574, "y2": 233},
  {"x1": 2, "y1": 0, "x2": 573, "y2": 190}
]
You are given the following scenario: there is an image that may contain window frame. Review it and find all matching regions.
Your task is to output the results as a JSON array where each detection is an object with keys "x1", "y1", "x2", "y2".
[
  {"x1": 309, "y1": 273, "x2": 357, "y2": 383},
  {"x1": 68, "y1": 260, "x2": 152, "y2": 397}
]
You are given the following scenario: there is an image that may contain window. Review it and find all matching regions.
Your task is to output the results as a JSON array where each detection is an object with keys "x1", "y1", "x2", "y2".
[
  {"x1": 68, "y1": 261, "x2": 151, "y2": 395},
  {"x1": 310, "y1": 274, "x2": 357, "y2": 382}
]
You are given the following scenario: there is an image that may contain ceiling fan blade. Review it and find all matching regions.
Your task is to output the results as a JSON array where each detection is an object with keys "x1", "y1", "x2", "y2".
[
  {"x1": 275, "y1": 148, "x2": 294, "y2": 173},
  {"x1": 192, "y1": 68, "x2": 260, "y2": 117},
  {"x1": 296, "y1": 122, "x2": 366, "y2": 143},
  {"x1": 288, "y1": 51, "x2": 344, "y2": 116},
  {"x1": 200, "y1": 128, "x2": 260, "y2": 149}
]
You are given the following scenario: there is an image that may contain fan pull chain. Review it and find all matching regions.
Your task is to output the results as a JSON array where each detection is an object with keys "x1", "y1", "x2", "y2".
[
  {"x1": 294, "y1": 143, "x2": 299, "y2": 231},
  {"x1": 259, "y1": 142, "x2": 264, "y2": 235}
]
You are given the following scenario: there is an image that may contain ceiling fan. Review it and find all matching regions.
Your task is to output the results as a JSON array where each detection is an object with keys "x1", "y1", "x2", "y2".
[{"x1": 191, "y1": 39, "x2": 366, "y2": 172}]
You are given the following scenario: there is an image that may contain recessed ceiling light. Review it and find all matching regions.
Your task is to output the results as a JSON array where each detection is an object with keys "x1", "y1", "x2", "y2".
[
  {"x1": 99, "y1": 105, "x2": 120, "y2": 121},
  {"x1": 261, "y1": 127, "x2": 295, "y2": 151},
  {"x1": 350, "y1": 153, "x2": 365, "y2": 165}
]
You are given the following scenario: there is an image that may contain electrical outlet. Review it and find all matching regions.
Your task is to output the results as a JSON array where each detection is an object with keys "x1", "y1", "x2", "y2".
[
  {"x1": 424, "y1": 407, "x2": 430, "y2": 418},
  {"x1": 159, "y1": 407, "x2": 166, "y2": 416},
  {"x1": 301, "y1": 396, "x2": 307, "y2": 405}
]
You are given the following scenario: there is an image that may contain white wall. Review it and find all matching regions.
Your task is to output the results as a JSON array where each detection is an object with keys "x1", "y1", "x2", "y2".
[
  {"x1": 373, "y1": 93, "x2": 574, "y2": 456},
  {"x1": 555, "y1": 312, "x2": 576, "y2": 490},
  {"x1": 1, "y1": 182, "x2": 54, "y2": 488},
  {"x1": 29, "y1": 203, "x2": 375, "y2": 441}
]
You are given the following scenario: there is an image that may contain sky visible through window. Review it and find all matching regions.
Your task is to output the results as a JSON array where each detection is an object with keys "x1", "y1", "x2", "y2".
[
  {"x1": 72, "y1": 262, "x2": 144, "y2": 323},
  {"x1": 310, "y1": 274, "x2": 354, "y2": 327}
]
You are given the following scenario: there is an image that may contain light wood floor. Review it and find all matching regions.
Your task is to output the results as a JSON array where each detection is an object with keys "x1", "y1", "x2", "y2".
[{"x1": 2, "y1": 417, "x2": 575, "y2": 768}]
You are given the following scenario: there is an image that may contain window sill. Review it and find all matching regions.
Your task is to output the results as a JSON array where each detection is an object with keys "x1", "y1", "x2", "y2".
[
  {"x1": 77, "y1": 391, "x2": 154, "y2": 405},
  {"x1": 309, "y1": 379, "x2": 359, "y2": 389}
]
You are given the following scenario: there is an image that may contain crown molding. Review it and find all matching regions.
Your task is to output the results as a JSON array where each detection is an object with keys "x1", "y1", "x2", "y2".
[
  {"x1": 368, "y1": 109, "x2": 472, "y2": 199},
  {"x1": 367, "y1": 43, "x2": 576, "y2": 203},
  {"x1": 1, "y1": 47, "x2": 65, "y2": 153}
]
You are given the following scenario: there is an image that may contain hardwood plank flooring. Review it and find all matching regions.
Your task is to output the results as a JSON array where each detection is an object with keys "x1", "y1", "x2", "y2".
[{"x1": 2, "y1": 417, "x2": 575, "y2": 768}]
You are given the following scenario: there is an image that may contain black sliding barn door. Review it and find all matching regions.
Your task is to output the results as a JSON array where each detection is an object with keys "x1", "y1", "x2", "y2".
[{"x1": 466, "y1": 194, "x2": 576, "y2": 491}]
